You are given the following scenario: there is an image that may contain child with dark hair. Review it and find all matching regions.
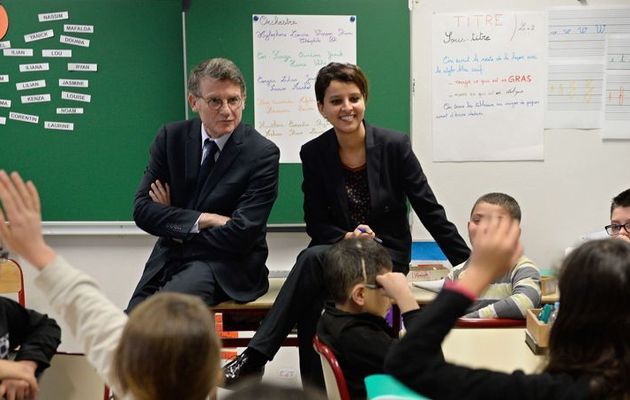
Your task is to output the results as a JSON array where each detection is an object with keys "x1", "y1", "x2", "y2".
[
  {"x1": 606, "y1": 188, "x2": 630, "y2": 243},
  {"x1": 447, "y1": 192, "x2": 541, "y2": 318},
  {"x1": 317, "y1": 238, "x2": 427, "y2": 398}
]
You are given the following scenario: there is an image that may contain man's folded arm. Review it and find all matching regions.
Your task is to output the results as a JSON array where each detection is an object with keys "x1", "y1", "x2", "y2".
[{"x1": 189, "y1": 144, "x2": 280, "y2": 257}]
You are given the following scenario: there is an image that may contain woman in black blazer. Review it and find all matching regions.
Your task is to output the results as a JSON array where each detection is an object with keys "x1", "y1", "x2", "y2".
[
  {"x1": 301, "y1": 63, "x2": 469, "y2": 270},
  {"x1": 223, "y1": 62, "x2": 470, "y2": 388}
]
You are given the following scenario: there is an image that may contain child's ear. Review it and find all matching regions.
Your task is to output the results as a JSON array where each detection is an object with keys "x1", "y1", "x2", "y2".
[{"x1": 350, "y1": 284, "x2": 366, "y2": 306}]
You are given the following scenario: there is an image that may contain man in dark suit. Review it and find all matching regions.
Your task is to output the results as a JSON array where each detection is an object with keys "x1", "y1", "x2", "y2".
[{"x1": 128, "y1": 58, "x2": 280, "y2": 311}]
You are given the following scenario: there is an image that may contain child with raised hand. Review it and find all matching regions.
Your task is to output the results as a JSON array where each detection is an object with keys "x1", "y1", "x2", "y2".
[
  {"x1": 317, "y1": 238, "x2": 427, "y2": 398},
  {"x1": 0, "y1": 170, "x2": 222, "y2": 400},
  {"x1": 385, "y1": 214, "x2": 630, "y2": 399},
  {"x1": 446, "y1": 192, "x2": 541, "y2": 318}
]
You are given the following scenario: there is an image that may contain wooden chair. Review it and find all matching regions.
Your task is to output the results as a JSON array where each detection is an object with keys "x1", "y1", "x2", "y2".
[
  {"x1": 312, "y1": 335, "x2": 350, "y2": 400},
  {"x1": 0, "y1": 258, "x2": 26, "y2": 306}
]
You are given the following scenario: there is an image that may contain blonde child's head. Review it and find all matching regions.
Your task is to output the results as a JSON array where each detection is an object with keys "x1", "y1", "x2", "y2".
[{"x1": 114, "y1": 292, "x2": 221, "y2": 400}]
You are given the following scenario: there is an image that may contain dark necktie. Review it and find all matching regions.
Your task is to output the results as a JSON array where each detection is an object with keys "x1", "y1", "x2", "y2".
[{"x1": 196, "y1": 138, "x2": 219, "y2": 193}]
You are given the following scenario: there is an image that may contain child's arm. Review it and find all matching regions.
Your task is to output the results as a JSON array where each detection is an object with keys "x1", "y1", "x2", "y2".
[
  {"x1": 467, "y1": 259, "x2": 541, "y2": 318},
  {"x1": 376, "y1": 272, "x2": 420, "y2": 314},
  {"x1": 1, "y1": 298, "x2": 61, "y2": 374}
]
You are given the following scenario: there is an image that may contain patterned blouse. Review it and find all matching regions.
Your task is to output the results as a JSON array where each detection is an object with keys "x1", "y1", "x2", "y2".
[{"x1": 343, "y1": 163, "x2": 370, "y2": 227}]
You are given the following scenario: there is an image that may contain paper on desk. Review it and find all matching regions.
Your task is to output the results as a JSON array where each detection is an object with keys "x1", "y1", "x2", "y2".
[{"x1": 412, "y1": 279, "x2": 445, "y2": 293}]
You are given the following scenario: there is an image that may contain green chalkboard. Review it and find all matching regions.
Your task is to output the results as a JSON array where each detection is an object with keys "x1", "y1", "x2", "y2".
[
  {"x1": 0, "y1": 0, "x2": 409, "y2": 224},
  {"x1": 185, "y1": 0, "x2": 410, "y2": 225},
  {"x1": 1, "y1": 0, "x2": 184, "y2": 221}
]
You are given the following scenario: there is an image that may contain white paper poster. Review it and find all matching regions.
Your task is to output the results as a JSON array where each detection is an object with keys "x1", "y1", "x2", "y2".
[
  {"x1": 253, "y1": 14, "x2": 356, "y2": 163},
  {"x1": 545, "y1": 61, "x2": 603, "y2": 129},
  {"x1": 546, "y1": 7, "x2": 630, "y2": 130},
  {"x1": 432, "y1": 11, "x2": 546, "y2": 161}
]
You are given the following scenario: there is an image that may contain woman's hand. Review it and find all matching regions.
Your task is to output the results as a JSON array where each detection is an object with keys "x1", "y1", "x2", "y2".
[{"x1": 345, "y1": 224, "x2": 376, "y2": 240}]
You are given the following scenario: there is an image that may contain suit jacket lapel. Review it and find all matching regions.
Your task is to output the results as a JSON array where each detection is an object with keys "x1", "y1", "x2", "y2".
[
  {"x1": 365, "y1": 123, "x2": 383, "y2": 217},
  {"x1": 323, "y1": 129, "x2": 352, "y2": 229},
  {"x1": 195, "y1": 123, "x2": 243, "y2": 209}
]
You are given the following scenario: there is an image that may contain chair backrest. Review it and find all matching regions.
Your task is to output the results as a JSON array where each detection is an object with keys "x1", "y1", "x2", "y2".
[
  {"x1": 0, "y1": 259, "x2": 26, "y2": 306},
  {"x1": 312, "y1": 335, "x2": 350, "y2": 400}
]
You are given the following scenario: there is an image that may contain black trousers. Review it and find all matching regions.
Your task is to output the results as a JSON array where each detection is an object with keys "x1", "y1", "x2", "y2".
[
  {"x1": 126, "y1": 259, "x2": 231, "y2": 312},
  {"x1": 248, "y1": 245, "x2": 330, "y2": 389}
]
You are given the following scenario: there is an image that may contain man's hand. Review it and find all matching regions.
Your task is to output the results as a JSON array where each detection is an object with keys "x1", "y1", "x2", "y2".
[
  {"x1": 149, "y1": 180, "x2": 171, "y2": 206},
  {"x1": 460, "y1": 216, "x2": 522, "y2": 296},
  {"x1": 376, "y1": 272, "x2": 420, "y2": 314},
  {"x1": 344, "y1": 224, "x2": 376, "y2": 240},
  {"x1": 0, "y1": 360, "x2": 38, "y2": 400},
  {"x1": 198, "y1": 212, "x2": 231, "y2": 229},
  {"x1": 0, "y1": 171, "x2": 55, "y2": 270}
]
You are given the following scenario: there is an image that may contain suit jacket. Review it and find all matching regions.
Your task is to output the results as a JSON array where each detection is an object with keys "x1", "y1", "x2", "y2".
[
  {"x1": 133, "y1": 118, "x2": 280, "y2": 302},
  {"x1": 300, "y1": 122, "x2": 469, "y2": 272}
]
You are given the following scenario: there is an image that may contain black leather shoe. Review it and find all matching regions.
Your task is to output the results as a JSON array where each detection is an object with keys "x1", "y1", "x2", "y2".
[{"x1": 222, "y1": 352, "x2": 265, "y2": 387}]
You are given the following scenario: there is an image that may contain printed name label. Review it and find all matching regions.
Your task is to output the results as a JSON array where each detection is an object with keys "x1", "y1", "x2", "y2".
[
  {"x1": 19, "y1": 63, "x2": 50, "y2": 72},
  {"x1": 68, "y1": 63, "x2": 98, "y2": 72},
  {"x1": 0, "y1": 41, "x2": 11, "y2": 49},
  {"x1": 64, "y1": 24, "x2": 94, "y2": 33},
  {"x1": 16, "y1": 79, "x2": 46, "y2": 91},
  {"x1": 0, "y1": 99, "x2": 11, "y2": 108},
  {"x1": 0, "y1": 75, "x2": 8, "y2": 83},
  {"x1": 21, "y1": 94, "x2": 51, "y2": 104},
  {"x1": 9, "y1": 112, "x2": 39, "y2": 124},
  {"x1": 42, "y1": 49, "x2": 72, "y2": 57},
  {"x1": 61, "y1": 91, "x2": 91, "y2": 102},
  {"x1": 0, "y1": 117, "x2": 6, "y2": 125},
  {"x1": 45, "y1": 121, "x2": 74, "y2": 131},
  {"x1": 60, "y1": 35, "x2": 90, "y2": 47},
  {"x1": 38, "y1": 11, "x2": 69, "y2": 22},
  {"x1": 57, "y1": 107, "x2": 84, "y2": 114},
  {"x1": 3, "y1": 48, "x2": 34, "y2": 56},
  {"x1": 59, "y1": 79, "x2": 88, "y2": 88},
  {"x1": 24, "y1": 29, "x2": 54, "y2": 43}
]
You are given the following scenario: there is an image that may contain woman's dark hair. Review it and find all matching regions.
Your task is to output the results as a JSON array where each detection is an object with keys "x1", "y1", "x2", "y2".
[
  {"x1": 314, "y1": 62, "x2": 368, "y2": 104},
  {"x1": 545, "y1": 239, "x2": 630, "y2": 398}
]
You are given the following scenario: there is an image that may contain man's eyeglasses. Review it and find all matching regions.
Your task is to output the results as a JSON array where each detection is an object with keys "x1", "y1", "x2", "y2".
[
  {"x1": 605, "y1": 222, "x2": 630, "y2": 236},
  {"x1": 199, "y1": 96, "x2": 242, "y2": 110}
]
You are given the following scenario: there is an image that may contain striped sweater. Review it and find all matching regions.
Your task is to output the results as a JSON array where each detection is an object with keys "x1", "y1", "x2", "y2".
[{"x1": 446, "y1": 256, "x2": 541, "y2": 318}]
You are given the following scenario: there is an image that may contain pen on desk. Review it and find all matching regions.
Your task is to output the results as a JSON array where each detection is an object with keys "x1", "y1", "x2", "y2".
[{"x1": 357, "y1": 227, "x2": 384, "y2": 244}]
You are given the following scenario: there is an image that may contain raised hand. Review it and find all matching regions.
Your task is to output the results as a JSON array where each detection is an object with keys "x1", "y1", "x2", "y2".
[{"x1": 0, "y1": 171, "x2": 55, "y2": 269}]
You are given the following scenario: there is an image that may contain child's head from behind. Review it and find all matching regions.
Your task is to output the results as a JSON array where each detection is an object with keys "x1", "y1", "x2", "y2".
[
  {"x1": 547, "y1": 239, "x2": 630, "y2": 396},
  {"x1": 324, "y1": 238, "x2": 393, "y2": 317},
  {"x1": 114, "y1": 292, "x2": 221, "y2": 400},
  {"x1": 468, "y1": 192, "x2": 521, "y2": 245}
]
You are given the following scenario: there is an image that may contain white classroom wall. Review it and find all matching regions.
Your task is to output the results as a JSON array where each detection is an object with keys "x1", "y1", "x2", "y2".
[
  {"x1": 12, "y1": 0, "x2": 630, "y2": 397},
  {"x1": 410, "y1": 0, "x2": 630, "y2": 271}
]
